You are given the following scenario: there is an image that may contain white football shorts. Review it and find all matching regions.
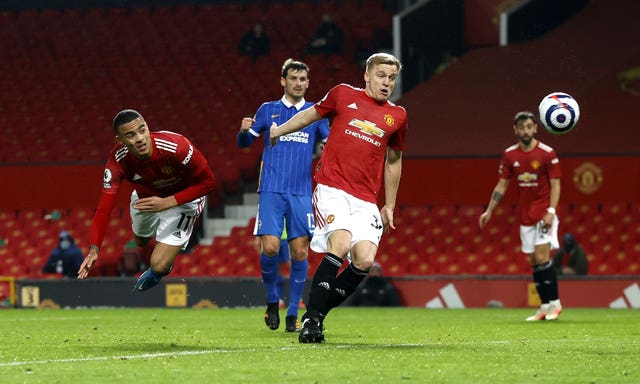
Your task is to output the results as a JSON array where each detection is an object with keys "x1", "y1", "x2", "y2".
[
  {"x1": 130, "y1": 190, "x2": 206, "y2": 249},
  {"x1": 310, "y1": 184, "x2": 383, "y2": 253},
  {"x1": 519, "y1": 214, "x2": 560, "y2": 254}
]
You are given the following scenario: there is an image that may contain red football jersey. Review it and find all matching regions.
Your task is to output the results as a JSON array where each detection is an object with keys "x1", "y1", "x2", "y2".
[
  {"x1": 313, "y1": 84, "x2": 408, "y2": 203},
  {"x1": 90, "y1": 131, "x2": 216, "y2": 248},
  {"x1": 499, "y1": 141, "x2": 561, "y2": 226}
]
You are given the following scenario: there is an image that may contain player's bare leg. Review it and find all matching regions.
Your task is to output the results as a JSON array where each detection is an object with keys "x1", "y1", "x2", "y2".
[
  {"x1": 134, "y1": 241, "x2": 182, "y2": 292},
  {"x1": 527, "y1": 243, "x2": 562, "y2": 321}
]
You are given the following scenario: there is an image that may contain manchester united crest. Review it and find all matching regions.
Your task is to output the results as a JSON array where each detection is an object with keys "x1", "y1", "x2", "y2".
[
  {"x1": 384, "y1": 114, "x2": 394, "y2": 126},
  {"x1": 573, "y1": 162, "x2": 603, "y2": 194}
]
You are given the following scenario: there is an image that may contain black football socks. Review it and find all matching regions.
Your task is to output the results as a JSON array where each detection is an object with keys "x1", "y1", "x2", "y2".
[
  {"x1": 326, "y1": 263, "x2": 369, "y2": 311},
  {"x1": 307, "y1": 253, "x2": 343, "y2": 319},
  {"x1": 532, "y1": 260, "x2": 559, "y2": 303}
]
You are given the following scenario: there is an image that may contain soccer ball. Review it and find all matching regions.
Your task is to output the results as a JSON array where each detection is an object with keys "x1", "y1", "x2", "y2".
[{"x1": 538, "y1": 92, "x2": 580, "y2": 135}]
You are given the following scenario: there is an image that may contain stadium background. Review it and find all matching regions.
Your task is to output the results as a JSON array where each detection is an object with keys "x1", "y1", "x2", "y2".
[{"x1": 0, "y1": 0, "x2": 638, "y2": 307}]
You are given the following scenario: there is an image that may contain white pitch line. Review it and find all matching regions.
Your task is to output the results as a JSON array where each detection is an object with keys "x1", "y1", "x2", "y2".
[
  {"x1": 0, "y1": 349, "x2": 257, "y2": 367},
  {"x1": 0, "y1": 316, "x2": 106, "y2": 322},
  {"x1": 0, "y1": 343, "x2": 426, "y2": 367}
]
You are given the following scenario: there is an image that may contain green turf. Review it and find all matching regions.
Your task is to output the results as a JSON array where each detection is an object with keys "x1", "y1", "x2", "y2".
[{"x1": 0, "y1": 308, "x2": 638, "y2": 383}]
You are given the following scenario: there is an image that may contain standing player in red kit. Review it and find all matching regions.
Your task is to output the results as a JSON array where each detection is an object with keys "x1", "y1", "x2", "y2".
[
  {"x1": 479, "y1": 111, "x2": 563, "y2": 321},
  {"x1": 77, "y1": 109, "x2": 217, "y2": 291},
  {"x1": 270, "y1": 52, "x2": 408, "y2": 343}
]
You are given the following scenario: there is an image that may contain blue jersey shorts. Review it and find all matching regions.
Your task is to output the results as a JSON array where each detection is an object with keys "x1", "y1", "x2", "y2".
[{"x1": 253, "y1": 191, "x2": 314, "y2": 241}]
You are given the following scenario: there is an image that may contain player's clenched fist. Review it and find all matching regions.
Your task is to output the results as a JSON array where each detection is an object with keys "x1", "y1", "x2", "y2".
[{"x1": 240, "y1": 117, "x2": 255, "y2": 133}]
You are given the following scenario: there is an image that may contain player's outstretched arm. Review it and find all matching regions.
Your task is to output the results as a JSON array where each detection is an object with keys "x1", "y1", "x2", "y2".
[
  {"x1": 77, "y1": 246, "x2": 99, "y2": 279},
  {"x1": 81, "y1": 191, "x2": 118, "y2": 279},
  {"x1": 479, "y1": 178, "x2": 509, "y2": 229},
  {"x1": 270, "y1": 107, "x2": 321, "y2": 147}
]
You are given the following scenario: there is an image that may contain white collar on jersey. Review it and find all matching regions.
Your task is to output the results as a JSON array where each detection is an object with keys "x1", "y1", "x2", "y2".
[{"x1": 281, "y1": 95, "x2": 306, "y2": 111}]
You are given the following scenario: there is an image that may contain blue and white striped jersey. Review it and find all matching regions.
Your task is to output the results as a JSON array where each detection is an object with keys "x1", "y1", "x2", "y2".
[{"x1": 238, "y1": 96, "x2": 329, "y2": 196}]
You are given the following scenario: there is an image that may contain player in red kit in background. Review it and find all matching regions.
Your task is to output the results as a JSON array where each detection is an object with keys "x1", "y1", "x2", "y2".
[
  {"x1": 270, "y1": 52, "x2": 408, "y2": 343},
  {"x1": 77, "y1": 109, "x2": 217, "y2": 291},
  {"x1": 479, "y1": 111, "x2": 563, "y2": 321}
]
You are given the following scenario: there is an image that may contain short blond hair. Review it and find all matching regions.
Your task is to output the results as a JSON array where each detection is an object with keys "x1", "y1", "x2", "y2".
[{"x1": 366, "y1": 52, "x2": 402, "y2": 72}]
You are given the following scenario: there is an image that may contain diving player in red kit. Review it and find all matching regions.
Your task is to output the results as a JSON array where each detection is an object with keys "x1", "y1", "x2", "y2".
[{"x1": 77, "y1": 109, "x2": 217, "y2": 291}]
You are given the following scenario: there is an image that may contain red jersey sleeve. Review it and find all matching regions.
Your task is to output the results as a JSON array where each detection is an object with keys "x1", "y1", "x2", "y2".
[
  {"x1": 314, "y1": 84, "x2": 342, "y2": 118},
  {"x1": 89, "y1": 151, "x2": 124, "y2": 249},
  {"x1": 173, "y1": 142, "x2": 217, "y2": 205},
  {"x1": 547, "y1": 149, "x2": 562, "y2": 179},
  {"x1": 89, "y1": 192, "x2": 117, "y2": 249},
  {"x1": 388, "y1": 106, "x2": 408, "y2": 152},
  {"x1": 499, "y1": 150, "x2": 514, "y2": 180}
]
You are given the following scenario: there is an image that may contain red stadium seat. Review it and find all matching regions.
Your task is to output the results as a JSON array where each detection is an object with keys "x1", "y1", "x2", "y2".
[
  {"x1": 401, "y1": 206, "x2": 430, "y2": 224},
  {"x1": 375, "y1": 249, "x2": 393, "y2": 266},
  {"x1": 383, "y1": 259, "x2": 409, "y2": 277},
  {"x1": 2, "y1": 264, "x2": 28, "y2": 277},
  {"x1": 623, "y1": 243, "x2": 640, "y2": 257},
  {"x1": 499, "y1": 261, "x2": 526, "y2": 275},
  {"x1": 0, "y1": 216, "x2": 19, "y2": 234},
  {"x1": 0, "y1": 0, "x2": 382, "y2": 239},
  {"x1": 411, "y1": 260, "x2": 437, "y2": 275},
  {"x1": 457, "y1": 205, "x2": 484, "y2": 222},
  {"x1": 618, "y1": 261, "x2": 640, "y2": 276},
  {"x1": 590, "y1": 261, "x2": 617, "y2": 275},
  {"x1": 458, "y1": 252, "x2": 481, "y2": 272},
  {"x1": 573, "y1": 204, "x2": 598, "y2": 219},
  {"x1": 432, "y1": 205, "x2": 457, "y2": 223},
  {"x1": 431, "y1": 252, "x2": 455, "y2": 274},
  {"x1": 601, "y1": 202, "x2": 628, "y2": 218},
  {"x1": 472, "y1": 262, "x2": 497, "y2": 275},
  {"x1": 178, "y1": 264, "x2": 205, "y2": 277},
  {"x1": 175, "y1": 254, "x2": 197, "y2": 270},
  {"x1": 207, "y1": 263, "x2": 236, "y2": 277}
]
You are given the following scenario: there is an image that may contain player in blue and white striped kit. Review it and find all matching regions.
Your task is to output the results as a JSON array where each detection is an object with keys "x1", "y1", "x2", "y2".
[{"x1": 237, "y1": 59, "x2": 329, "y2": 332}]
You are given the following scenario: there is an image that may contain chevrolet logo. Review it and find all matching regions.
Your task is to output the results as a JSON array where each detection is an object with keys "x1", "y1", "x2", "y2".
[
  {"x1": 348, "y1": 119, "x2": 385, "y2": 137},
  {"x1": 517, "y1": 172, "x2": 538, "y2": 182}
]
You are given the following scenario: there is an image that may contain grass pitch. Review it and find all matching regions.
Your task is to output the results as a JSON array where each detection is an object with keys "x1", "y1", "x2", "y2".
[{"x1": 0, "y1": 307, "x2": 638, "y2": 383}]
